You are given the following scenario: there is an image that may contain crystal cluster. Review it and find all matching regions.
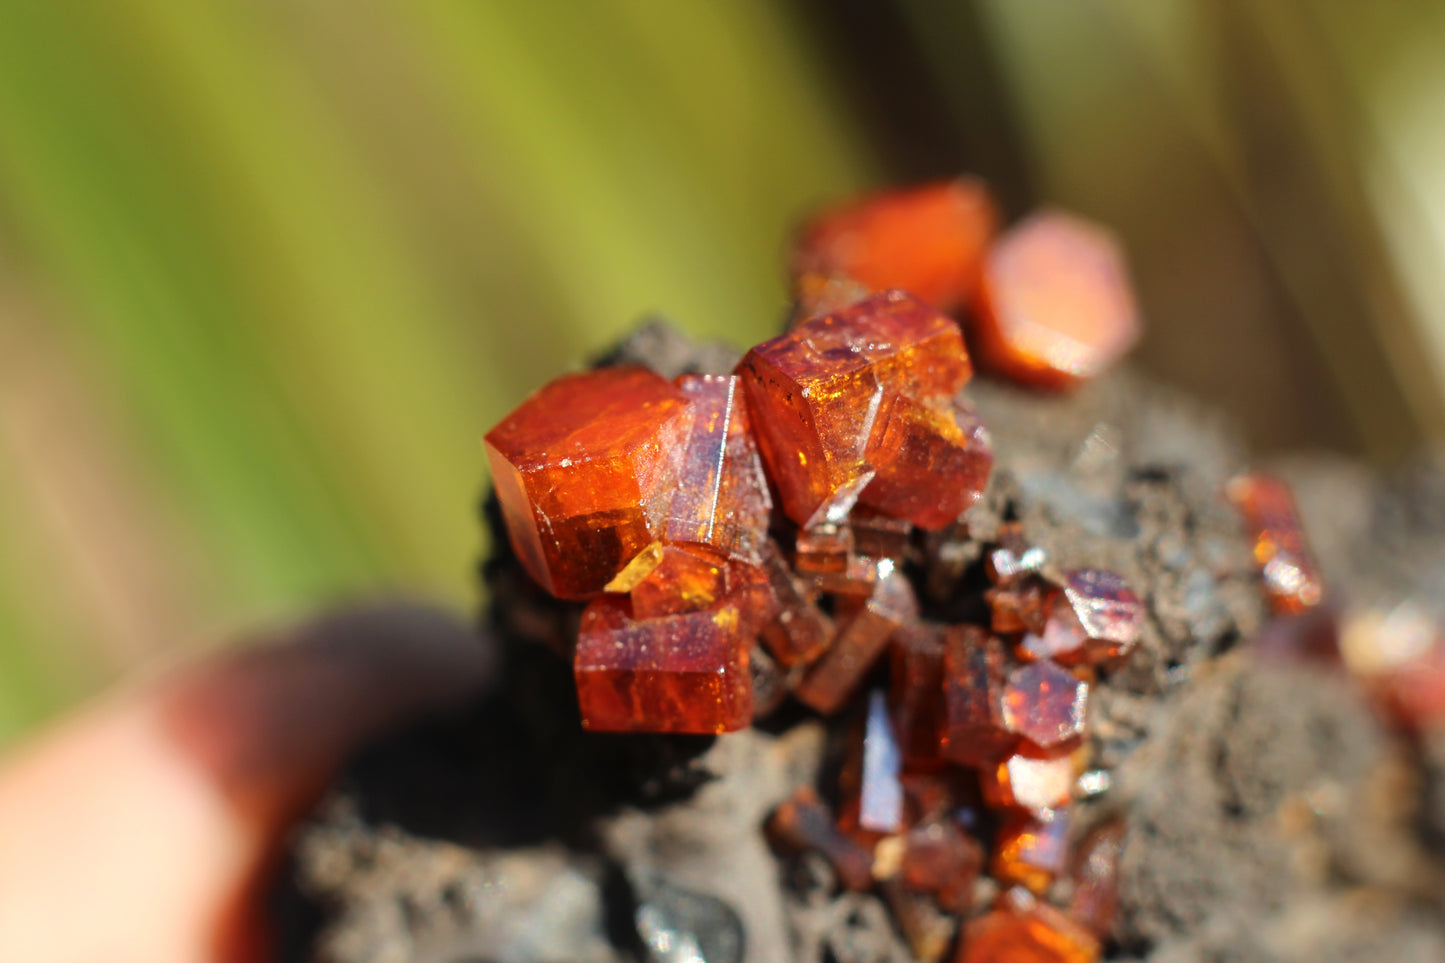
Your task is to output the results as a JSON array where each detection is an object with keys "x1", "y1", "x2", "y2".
[{"x1": 484, "y1": 178, "x2": 1165, "y2": 961}]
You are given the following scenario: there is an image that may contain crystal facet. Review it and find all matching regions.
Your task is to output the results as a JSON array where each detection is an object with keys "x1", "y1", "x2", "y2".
[
  {"x1": 974, "y1": 210, "x2": 1140, "y2": 391},
  {"x1": 485, "y1": 367, "x2": 693, "y2": 598},
  {"x1": 666, "y1": 373, "x2": 772, "y2": 563},
  {"x1": 983, "y1": 745, "x2": 1075, "y2": 813},
  {"x1": 858, "y1": 393, "x2": 994, "y2": 530},
  {"x1": 1003, "y1": 660, "x2": 1089, "y2": 749}
]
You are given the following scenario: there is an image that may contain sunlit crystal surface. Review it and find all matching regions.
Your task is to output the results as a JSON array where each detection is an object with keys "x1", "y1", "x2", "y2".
[
  {"x1": 767, "y1": 786, "x2": 875, "y2": 891},
  {"x1": 1069, "y1": 820, "x2": 1124, "y2": 938},
  {"x1": 991, "y1": 807, "x2": 1071, "y2": 894},
  {"x1": 665, "y1": 373, "x2": 773, "y2": 563},
  {"x1": 625, "y1": 543, "x2": 729, "y2": 618},
  {"x1": 941, "y1": 626, "x2": 1018, "y2": 767},
  {"x1": 1061, "y1": 569, "x2": 1143, "y2": 662},
  {"x1": 574, "y1": 593, "x2": 752, "y2": 734},
  {"x1": 958, "y1": 889, "x2": 1100, "y2": 963},
  {"x1": 1003, "y1": 660, "x2": 1089, "y2": 749},
  {"x1": 858, "y1": 393, "x2": 994, "y2": 530},
  {"x1": 983, "y1": 745, "x2": 1075, "y2": 813},
  {"x1": 796, "y1": 571, "x2": 919, "y2": 714},
  {"x1": 974, "y1": 210, "x2": 1140, "y2": 391},
  {"x1": 485, "y1": 367, "x2": 692, "y2": 598},
  {"x1": 1227, "y1": 474, "x2": 1325, "y2": 615},
  {"x1": 792, "y1": 178, "x2": 998, "y2": 313},
  {"x1": 859, "y1": 690, "x2": 905, "y2": 832},
  {"x1": 738, "y1": 291, "x2": 971, "y2": 525}
]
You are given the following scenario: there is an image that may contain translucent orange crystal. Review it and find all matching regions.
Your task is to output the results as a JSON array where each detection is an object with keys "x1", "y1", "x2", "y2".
[
  {"x1": 1226, "y1": 473, "x2": 1325, "y2": 615},
  {"x1": 756, "y1": 541, "x2": 835, "y2": 667},
  {"x1": 738, "y1": 291, "x2": 972, "y2": 526},
  {"x1": 615, "y1": 543, "x2": 729, "y2": 618},
  {"x1": 890, "y1": 623, "x2": 946, "y2": 765},
  {"x1": 573, "y1": 592, "x2": 752, "y2": 734},
  {"x1": 666, "y1": 373, "x2": 772, "y2": 563},
  {"x1": 991, "y1": 807, "x2": 1071, "y2": 894},
  {"x1": 858, "y1": 393, "x2": 994, "y2": 530},
  {"x1": 796, "y1": 571, "x2": 919, "y2": 714},
  {"x1": 958, "y1": 888, "x2": 1100, "y2": 963},
  {"x1": 941, "y1": 626, "x2": 1018, "y2": 767},
  {"x1": 485, "y1": 367, "x2": 693, "y2": 598},
  {"x1": 1002, "y1": 660, "x2": 1089, "y2": 749},
  {"x1": 792, "y1": 178, "x2": 999, "y2": 313},
  {"x1": 973, "y1": 210, "x2": 1140, "y2": 391}
]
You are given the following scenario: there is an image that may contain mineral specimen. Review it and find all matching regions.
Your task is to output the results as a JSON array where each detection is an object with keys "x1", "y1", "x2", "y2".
[
  {"x1": 958, "y1": 888, "x2": 1100, "y2": 963},
  {"x1": 991, "y1": 807, "x2": 1072, "y2": 895},
  {"x1": 940, "y1": 626, "x2": 1017, "y2": 767},
  {"x1": 1002, "y1": 661, "x2": 1089, "y2": 749}
]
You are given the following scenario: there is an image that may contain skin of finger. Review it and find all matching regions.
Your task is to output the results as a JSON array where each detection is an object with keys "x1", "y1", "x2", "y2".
[{"x1": 0, "y1": 603, "x2": 492, "y2": 963}]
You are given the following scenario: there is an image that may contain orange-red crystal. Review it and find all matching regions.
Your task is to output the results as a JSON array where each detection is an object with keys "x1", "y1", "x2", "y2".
[
  {"x1": 792, "y1": 178, "x2": 999, "y2": 314},
  {"x1": 1227, "y1": 473, "x2": 1325, "y2": 615},
  {"x1": 974, "y1": 211, "x2": 1140, "y2": 391}
]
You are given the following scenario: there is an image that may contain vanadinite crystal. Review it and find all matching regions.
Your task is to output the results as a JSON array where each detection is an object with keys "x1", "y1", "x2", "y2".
[
  {"x1": 768, "y1": 786, "x2": 876, "y2": 892},
  {"x1": 973, "y1": 211, "x2": 1140, "y2": 391},
  {"x1": 941, "y1": 626, "x2": 1018, "y2": 767},
  {"x1": 992, "y1": 807, "x2": 1071, "y2": 895},
  {"x1": 1227, "y1": 473, "x2": 1325, "y2": 615},
  {"x1": 1002, "y1": 661, "x2": 1089, "y2": 749},
  {"x1": 738, "y1": 291, "x2": 978, "y2": 527},
  {"x1": 485, "y1": 367, "x2": 693, "y2": 598},
  {"x1": 796, "y1": 570, "x2": 919, "y2": 714},
  {"x1": 1069, "y1": 820, "x2": 1124, "y2": 937},
  {"x1": 573, "y1": 591, "x2": 753, "y2": 734},
  {"x1": 958, "y1": 889, "x2": 1100, "y2": 963},
  {"x1": 983, "y1": 744, "x2": 1076, "y2": 813},
  {"x1": 792, "y1": 178, "x2": 999, "y2": 314}
]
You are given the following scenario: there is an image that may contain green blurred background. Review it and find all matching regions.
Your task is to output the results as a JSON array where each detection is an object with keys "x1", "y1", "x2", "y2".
[{"x1": 1, "y1": 1, "x2": 1443, "y2": 743}]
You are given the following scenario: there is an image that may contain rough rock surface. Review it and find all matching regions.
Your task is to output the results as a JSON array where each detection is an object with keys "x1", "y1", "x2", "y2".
[{"x1": 276, "y1": 324, "x2": 1445, "y2": 962}]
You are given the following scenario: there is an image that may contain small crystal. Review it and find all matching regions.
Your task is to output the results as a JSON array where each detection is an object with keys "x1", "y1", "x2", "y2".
[
  {"x1": 889, "y1": 624, "x2": 946, "y2": 765},
  {"x1": 986, "y1": 523, "x2": 1047, "y2": 586},
  {"x1": 900, "y1": 819, "x2": 983, "y2": 915},
  {"x1": 1002, "y1": 660, "x2": 1089, "y2": 749},
  {"x1": 941, "y1": 626, "x2": 1018, "y2": 767},
  {"x1": 755, "y1": 542, "x2": 834, "y2": 667},
  {"x1": 986, "y1": 577, "x2": 1051, "y2": 635},
  {"x1": 991, "y1": 807, "x2": 1071, "y2": 894},
  {"x1": 859, "y1": 690, "x2": 905, "y2": 833},
  {"x1": 1227, "y1": 474, "x2": 1325, "y2": 615},
  {"x1": 666, "y1": 373, "x2": 773, "y2": 564},
  {"x1": 767, "y1": 786, "x2": 875, "y2": 892},
  {"x1": 795, "y1": 571, "x2": 919, "y2": 715}
]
